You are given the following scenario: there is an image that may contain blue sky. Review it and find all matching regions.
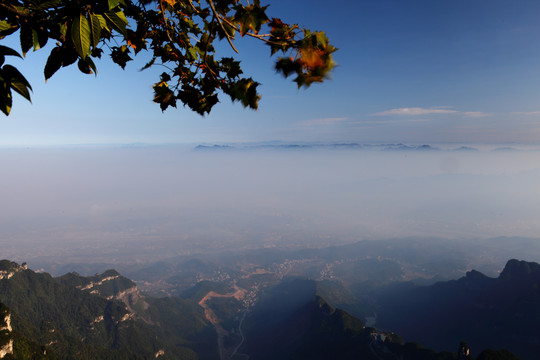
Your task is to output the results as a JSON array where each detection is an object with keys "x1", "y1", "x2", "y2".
[{"x1": 2, "y1": 0, "x2": 540, "y2": 145}]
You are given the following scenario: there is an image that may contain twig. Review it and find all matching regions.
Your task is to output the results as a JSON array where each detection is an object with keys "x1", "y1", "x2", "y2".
[
  {"x1": 218, "y1": 15, "x2": 286, "y2": 46},
  {"x1": 188, "y1": 0, "x2": 199, "y2": 13},
  {"x1": 207, "y1": 0, "x2": 238, "y2": 53},
  {"x1": 159, "y1": 0, "x2": 173, "y2": 42}
]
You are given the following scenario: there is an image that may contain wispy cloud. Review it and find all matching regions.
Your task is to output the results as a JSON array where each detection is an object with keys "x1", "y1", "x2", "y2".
[
  {"x1": 372, "y1": 107, "x2": 458, "y2": 116},
  {"x1": 462, "y1": 111, "x2": 491, "y2": 118},
  {"x1": 299, "y1": 117, "x2": 348, "y2": 127},
  {"x1": 372, "y1": 107, "x2": 491, "y2": 118}
]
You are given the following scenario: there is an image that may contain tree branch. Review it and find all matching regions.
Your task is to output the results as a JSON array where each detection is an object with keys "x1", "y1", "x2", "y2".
[
  {"x1": 218, "y1": 15, "x2": 285, "y2": 46},
  {"x1": 207, "y1": 0, "x2": 238, "y2": 54},
  {"x1": 0, "y1": 2, "x2": 28, "y2": 18}
]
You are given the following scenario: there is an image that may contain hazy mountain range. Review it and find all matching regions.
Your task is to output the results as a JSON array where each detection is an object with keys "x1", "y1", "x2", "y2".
[
  {"x1": 378, "y1": 259, "x2": 540, "y2": 360},
  {"x1": 0, "y1": 257, "x2": 533, "y2": 359},
  {"x1": 193, "y1": 143, "x2": 481, "y2": 152}
]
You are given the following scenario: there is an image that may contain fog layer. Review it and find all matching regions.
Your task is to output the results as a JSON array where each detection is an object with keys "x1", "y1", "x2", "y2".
[{"x1": 1, "y1": 145, "x2": 539, "y2": 261}]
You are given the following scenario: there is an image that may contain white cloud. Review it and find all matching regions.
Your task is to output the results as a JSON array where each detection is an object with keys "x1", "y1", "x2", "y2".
[
  {"x1": 462, "y1": 111, "x2": 491, "y2": 118},
  {"x1": 372, "y1": 107, "x2": 491, "y2": 118},
  {"x1": 372, "y1": 107, "x2": 458, "y2": 116}
]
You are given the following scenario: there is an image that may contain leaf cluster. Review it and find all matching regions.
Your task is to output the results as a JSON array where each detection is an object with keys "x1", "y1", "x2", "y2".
[
  {"x1": 0, "y1": 45, "x2": 31, "y2": 115},
  {"x1": 0, "y1": 0, "x2": 336, "y2": 115}
]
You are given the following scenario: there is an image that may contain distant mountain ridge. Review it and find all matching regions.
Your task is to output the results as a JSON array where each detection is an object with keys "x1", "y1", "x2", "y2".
[{"x1": 193, "y1": 142, "x2": 478, "y2": 152}]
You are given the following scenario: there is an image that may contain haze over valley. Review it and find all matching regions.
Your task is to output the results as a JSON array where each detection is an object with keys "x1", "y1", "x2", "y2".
[
  {"x1": 2, "y1": 143, "x2": 540, "y2": 267},
  {"x1": 1, "y1": 143, "x2": 540, "y2": 359}
]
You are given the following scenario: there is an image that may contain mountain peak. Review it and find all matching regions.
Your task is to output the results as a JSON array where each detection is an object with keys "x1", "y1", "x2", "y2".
[
  {"x1": 465, "y1": 269, "x2": 488, "y2": 279},
  {"x1": 314, "y1": 295, "x2": 334, "y2": 316},
  {"x1": 499, "y1": 259, "x2": 540, "y2": 280},
  {"x1": 0, "y1": 260, "x2": 27, "y2": 280},
  {"x1": 100, "y1": 269, "x2": 121, "y2": 278}
]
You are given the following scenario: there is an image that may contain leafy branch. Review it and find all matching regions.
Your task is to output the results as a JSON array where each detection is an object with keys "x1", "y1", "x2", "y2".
[
  {"x1": 207, "y1": 0, "x2": 238, "y2": 53},
  {"x1": 0, "y1": 0, "x2": 337, "y2": 116}
]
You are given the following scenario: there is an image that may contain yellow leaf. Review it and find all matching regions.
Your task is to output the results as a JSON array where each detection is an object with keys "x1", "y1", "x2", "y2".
[{"x1": 299, "y1": 47, "x2": 324, "y2": 70}]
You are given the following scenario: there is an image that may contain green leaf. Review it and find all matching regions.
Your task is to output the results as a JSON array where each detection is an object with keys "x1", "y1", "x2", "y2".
[
  {"x1": 0, "y1": 45, "x2": 22, "y2": 59},
  {"x1": 0, "y1": 84, "x2": 13, "y2": 115},
  {"x1": 104, "y1": 11, "x2": 128, "y2": 36},
  {"x1": 224, "y1": 78, "x2": 260, "y2": 109},
  {"x1": 44, "y1": 47, "x2": 63, "y2": 81},
  {"x1": 234, "y1": 2, "x2": 269, "y2": 36},
  {"x1": 0, "y1": 21, "x2": 18, "y2": 39},
  {"x1": 86, "y1": 56, "x2": 97, "y2": 75},
  {"x1": 108, "y1": 0, "x2": 119, "y2": 10},
  {"x1": 71, "y1": 14, "x2": 91, "y2": 59},
  {"x1": 61, "y1": 47, "x2": 78, "y2": 68},
  {"x1": 10, "y1": 78, "x2": 32, "y2": 101},
  {"x1": 94, "y1": 14, "x2": 109, "y2": 32},
  {"x1": 33, "y1": 0, "x2": 61, "y2": 10},
  {"x1": 187, "y1": 46, "x2": 198, "y2": 62},
  {"x1": 89, "y1": 15, "x2": 102, "y2": 48},
  {"x1": 0, "y1": 21, "x2": 13, "y2": 33},
  {"x1": 58, "y1": 22, "x2": 67, "y2": 39},
  {"x1": 20, "y1": 25, "x2": 33, "y2": 57},
  {"x1": 32, "y1": 28, "x2": 48, "y2": 51},
  {"x1": 223, "y1": 19, "x2": 236, "y2": 38},
  {"x1": 3, "y1": 65, "x2": 32, "y2": 101},
  {"x1": 76, "y1": 56, "x2": 98, "y2": 76},
  {"x1": 77, "y1": 58, "x2": 92, "y2": 74}
]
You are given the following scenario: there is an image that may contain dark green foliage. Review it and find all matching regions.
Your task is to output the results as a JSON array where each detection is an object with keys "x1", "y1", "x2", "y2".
[
  {"x1": 0, "y1": 269, "x2": 157, "y2": 359},
  {"x1": 0, "y1": 302, "x2": 58, "y2": 359},
  {"x1": 0, "y1": 46, "x2": 31, "y2": 115},
  {"x1": 57, "y1": 269, "x2": 136, "y2": 299},
  {"x1": 0, "y1": 261, "x2": 218, "y2": 360},
  {"x1": 144, "y1": 296, "x2": 218, "y2": 360},
  {"x1": 0, "y1": 303, "x2": 11, "y2": 349},
  {"x1": 10, "y1": 331, "x2": 59, "y2": 360}
]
